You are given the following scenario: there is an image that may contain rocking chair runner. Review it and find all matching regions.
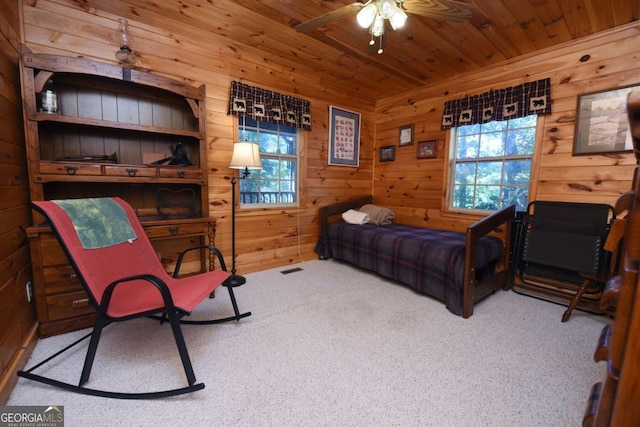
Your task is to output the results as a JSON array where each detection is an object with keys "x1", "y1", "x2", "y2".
[{"x1": 18, "y1": 197, "x2": 251, "y2": 399}]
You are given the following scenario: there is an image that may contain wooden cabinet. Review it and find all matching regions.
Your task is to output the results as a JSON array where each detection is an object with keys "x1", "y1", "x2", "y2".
[
  {"x1": 19, "y1": 47, "x2": 208, "y2": 220},
  {"x1": 19, "y1": 47, "x2": 214, "y2": 337},
  {"x1": 27, "y1": 218, "x2": 216, "y2": 337}
]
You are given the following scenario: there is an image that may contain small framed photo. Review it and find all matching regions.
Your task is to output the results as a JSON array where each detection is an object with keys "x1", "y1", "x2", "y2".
[
  {"x1": 417, "y1": 140, "x2": 437, "y2": 159},
  {"x1": 399, "y1": 124, "x2": 414, "y2": 146},
  {"x1": 379, "y1": 145, "x2": 395, "y2": 162},
  {"x1": 573, "y1": 84, "x2": 639, "y2": 155}
]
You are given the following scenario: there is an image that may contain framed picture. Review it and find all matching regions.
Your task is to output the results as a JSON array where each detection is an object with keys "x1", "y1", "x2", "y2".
[
  {"x1": 399, "y1": 124, "x2": 414, "y2": 146},
  {"x1": 328, "y1": 106, "x2": 361, "y2": 167},
  {"x1": 573, "y1": 84, "x2": 639, "y2": 155},
  {"x1": 417, "y1": 140, "x2": 437, "y2": 159},
  {"x1": 379, "y1": 145, "x2": 395, "y2": 162}
]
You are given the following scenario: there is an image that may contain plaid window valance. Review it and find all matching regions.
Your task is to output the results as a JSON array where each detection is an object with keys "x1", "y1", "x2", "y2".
[
  {"x1": 441, "y1": 78, "x2": 551, "y2": 129},
  {"x1": 228, "y1": 81, "x2": 312, "y2": 130}
]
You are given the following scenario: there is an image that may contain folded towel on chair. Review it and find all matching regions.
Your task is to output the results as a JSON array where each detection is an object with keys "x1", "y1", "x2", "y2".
[
  {"x1": 359, "y1": 204, "x2": 395, "y2": 225},
  {"x1": 342, "y1": 209, "x2": 370, "y2": 225},
  {"x1": 53, "y1": 198, "x2": 137, "y2": 249}
]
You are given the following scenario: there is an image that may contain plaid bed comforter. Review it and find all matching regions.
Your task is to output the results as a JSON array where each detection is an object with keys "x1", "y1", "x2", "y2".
[{"x1": 315, "y1": 222, "x2": 504, "y2": 315}]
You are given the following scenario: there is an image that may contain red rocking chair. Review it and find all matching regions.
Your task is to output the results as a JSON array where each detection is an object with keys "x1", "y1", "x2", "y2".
[{"x1": 18, "y1": 197, "x2": 251, "y2": 399}]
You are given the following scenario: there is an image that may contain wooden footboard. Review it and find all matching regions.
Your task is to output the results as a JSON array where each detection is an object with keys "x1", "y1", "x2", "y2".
[{"x1": 462, "y1": 204, "x2": 516, "y2": 318}]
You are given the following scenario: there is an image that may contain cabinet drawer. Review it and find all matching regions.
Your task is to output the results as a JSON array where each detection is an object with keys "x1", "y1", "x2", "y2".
[
  {"x1": 158, "y1": 167, "x2": 203, "y2": 180},
  {"x1": 39, "y1": 235, "x2": 71, "y2": 267},
  {"x1": 39, "y1": 161, "x2": 103, "y2": 176},
  {"x1": 43, "y1": 265, "x2": 83, "y2": 295},
  {"x1": 104, "y1": 165, "x2": 157, "y2": 178},
  {"x1": 145, "y1": 222, "x2": 210, "y2": 239},
  {"x1": 46, "y1": 290, "x2": 95, "y2": 321}
]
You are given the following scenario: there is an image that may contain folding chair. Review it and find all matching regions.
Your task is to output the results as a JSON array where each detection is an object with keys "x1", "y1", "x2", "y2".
[
  {"x1": 18, "y1": 197, "x2": 251, "y2": 399},
  {"x1": 514, "y1": 200, "x2": 614, "y2": 316},
  {"x1": 562, "y1": 191, "x2": 633, "y2": 321}
]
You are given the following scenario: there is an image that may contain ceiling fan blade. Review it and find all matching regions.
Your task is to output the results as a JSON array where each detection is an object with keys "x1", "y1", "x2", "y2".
[
  {"x1": 295, "y1": 2, "x2": 366, "y2": 33},
  {"x1": 402, "y1": 0, "x2": 477, "y2": 23}
]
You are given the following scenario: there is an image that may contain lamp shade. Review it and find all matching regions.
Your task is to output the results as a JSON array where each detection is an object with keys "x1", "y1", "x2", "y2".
[
  {"x1": 356, "y1": 3, "x2": 378, "y2": 28},
  {"x1": 229, "y1": 142, "x2": 262, "y2": 170}
]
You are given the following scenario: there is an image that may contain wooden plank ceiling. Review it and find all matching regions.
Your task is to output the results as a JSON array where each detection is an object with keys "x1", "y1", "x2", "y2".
[{"x1": 72, "y1": 0, "x2": 638, "y2": 104}]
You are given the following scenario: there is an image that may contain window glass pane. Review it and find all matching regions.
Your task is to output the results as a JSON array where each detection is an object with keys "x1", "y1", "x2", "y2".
[
  {"x1": 259, "y1": 133, "x2": 278, "y2": 153},
  {"x1": 506, "y1": 132, "x2": 532, "y2": 155},
  {"x1": 503, "y1": 160, "x2": 531, "y2": 184},
  {"x1": 479, "y1": 132, "x2": 505, "y2": 157},
  {"x1": 476, "y1": 161, "x2": 503, "y2": 185},
  {"x1": 453, "y1": 184, "x2": 474, "y2": 209},
  {"x1": 242, "y1": 129, "x2": 258, "y2": 142},
  {"x1": 508, "y1": 115, "x2": 537, "y2": 128},
  {"x1": 481, "y1": 120, "x2": 507, "y2": 132},
  {"x1": 501, "y1": 186, "x2": 529, "y2": 211},
  {"x1": 457, "y1": 135, "x2": 479, "y2": 159},
  {"x1": 454, "y1": 163, "x2": 476, "y2": 184},
  {"x1": 280, "y1": 159, "x2": 296, "y2": 179},
  {"x1": 457, "y1": 123, "x2": 480, "y2": 136},
  {"x1": 260, "y1": 158, "x2": 279, "y2": 180},
  {"x1": 475, "y1": 186, "x2": 500, "y2": 210},
  {"x1": 279, "y1": 135, "x2": 296, "y2": 155}
]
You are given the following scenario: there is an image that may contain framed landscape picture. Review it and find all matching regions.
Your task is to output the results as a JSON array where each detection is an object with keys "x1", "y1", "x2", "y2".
[{"x1": 573, "y1": 84, "x2": 639, "y2": 155}]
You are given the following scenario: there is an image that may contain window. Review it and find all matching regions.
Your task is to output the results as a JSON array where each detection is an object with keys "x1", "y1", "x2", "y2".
[
  {"x1": 238, "y1": 117, "x2": 299, "y2": 207},
  {"x1": 448, "y1": 115, "x2": 537, "y2": 212}
]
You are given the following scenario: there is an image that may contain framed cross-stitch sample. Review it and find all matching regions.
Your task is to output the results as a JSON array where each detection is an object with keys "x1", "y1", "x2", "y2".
[
  {"x1": 399, "y1": 124, "x2": 414, "y2": 146},
  {"x1": 328, "y1": 106, "x2": 361, "y2": 167},
  {"x1": 573, "y1": 84, "x2": 639, "y2": 155}
]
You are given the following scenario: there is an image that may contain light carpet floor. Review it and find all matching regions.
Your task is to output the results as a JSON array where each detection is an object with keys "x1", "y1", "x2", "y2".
[{"x1": 8, "y1": 259, "x2": 609, "y2": 427}]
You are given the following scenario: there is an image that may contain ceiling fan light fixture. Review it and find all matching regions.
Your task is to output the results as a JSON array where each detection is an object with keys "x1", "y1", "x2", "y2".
[
  {"x1": 388, "y1": 7, "x2": 408, "y2": 30},
  {"x1": 379, "y1": 0, "x2": 397, "y2": 20},
  {"x1": 356, "y1": 3, "x2": 378, "y2": 28},
  {"x1": 370, "y1": 13, "x2": 385, "y2": 37}
]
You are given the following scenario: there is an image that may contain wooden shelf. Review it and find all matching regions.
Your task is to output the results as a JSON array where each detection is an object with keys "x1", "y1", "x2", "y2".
[{"x1": 30, "y1": 112, "x2": 203, "y2": 138}]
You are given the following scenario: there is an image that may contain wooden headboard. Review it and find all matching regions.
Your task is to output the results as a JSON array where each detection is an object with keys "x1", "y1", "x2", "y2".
[{"x1": 317, "y1": 195, "x2": 373, "y2": 230}]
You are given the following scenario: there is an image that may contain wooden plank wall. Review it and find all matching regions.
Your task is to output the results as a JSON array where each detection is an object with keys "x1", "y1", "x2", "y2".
[
  {"x1": 20, "y1": 0, "x2": 376, "y2": 275},
  {"x1": 0, "y1": 0, "x2": 37, "y2": 405},
  {"x1": 374, "y1": 22, "x2": 640, "y2": 230},
  {"x1": 16, "y1": 1, "x2": 640, "y2": 274}
]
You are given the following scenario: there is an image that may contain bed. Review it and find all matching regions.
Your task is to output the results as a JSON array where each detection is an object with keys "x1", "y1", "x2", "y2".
[{"x1": 315, "y1": 196, "x2": 515, "y2": 318}]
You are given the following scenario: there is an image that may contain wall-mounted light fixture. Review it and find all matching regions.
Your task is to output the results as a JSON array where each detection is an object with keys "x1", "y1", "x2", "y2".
[{"x1": 115, "y1": 18, "x2": 137, "y2": 65}]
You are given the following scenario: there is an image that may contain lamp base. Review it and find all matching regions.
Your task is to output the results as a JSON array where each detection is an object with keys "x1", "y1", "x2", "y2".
[{"x1": 223, "y1": 274, "x2": 247, "y2": 288}]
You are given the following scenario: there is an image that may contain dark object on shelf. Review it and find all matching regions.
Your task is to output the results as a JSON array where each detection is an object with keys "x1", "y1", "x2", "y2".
[
  {"x1": 55, "y1": 153, "x2": 118, "y2": 163},
  {"x1": 156, "y1": 187, "x2": 196, "y2": 218},
  {"x1": 150, "y1": 143, "x2": 193, "y2": 166}
]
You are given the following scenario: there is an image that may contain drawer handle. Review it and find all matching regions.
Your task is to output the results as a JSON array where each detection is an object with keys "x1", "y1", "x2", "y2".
[
  {"x1": 70, "y1": 273, "x2": 77, "y2": 280},
  {"x1": 126, "y1": 168, "x2": 138, "y2": 177},
  {"x1": 177, "y1": 170, "x2": 186, "y2": 178},
  {"x1": 169, "y1": 226, "x2": 179, "y2": 235},
  {"x1": 64, "y1": 166, "x2": 78, "y2": 175},
  {"x1": 72, "y1": 298, "x2": 89, "y2": 308}
]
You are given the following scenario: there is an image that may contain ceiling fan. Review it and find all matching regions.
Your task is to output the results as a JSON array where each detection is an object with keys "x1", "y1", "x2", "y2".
[{"x1": 295, "y1": 0, "x2": 477, "y2": 54}]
